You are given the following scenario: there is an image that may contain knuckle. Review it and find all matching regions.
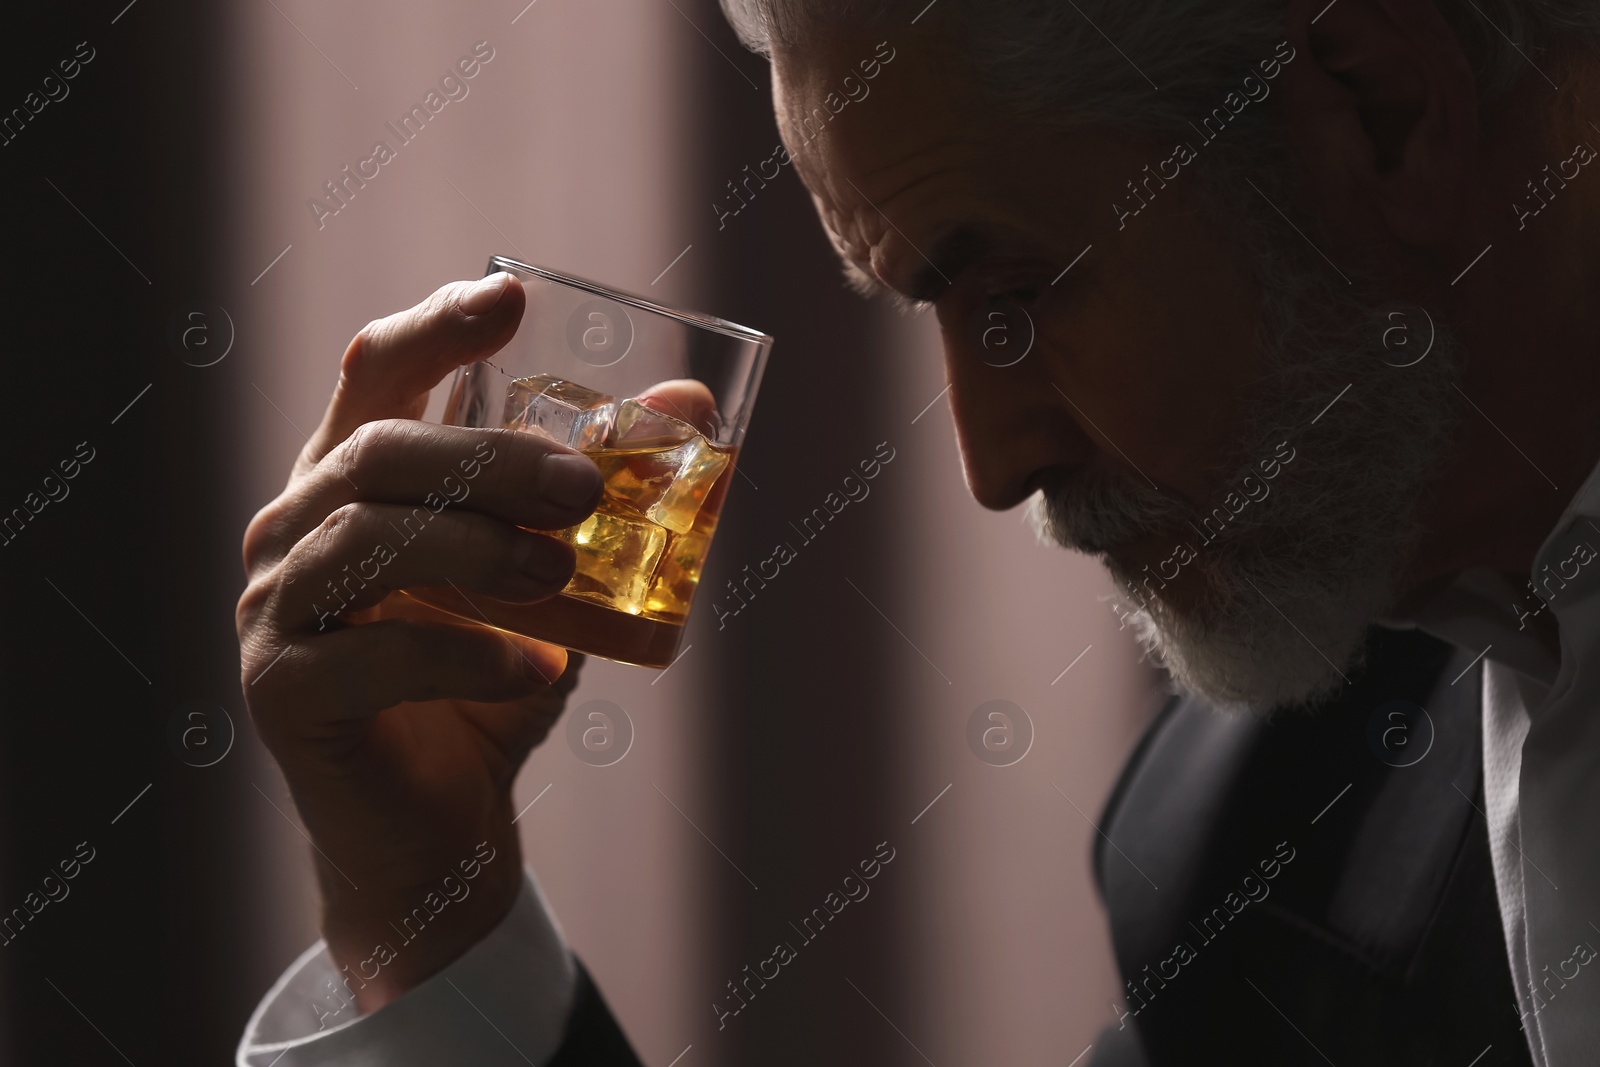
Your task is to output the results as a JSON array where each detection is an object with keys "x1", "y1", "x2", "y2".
[
  {"x1": 238, "y1": 633, "x2": 292, "y2": 702},
  {"x1": 293, "y1": 503, "x2": 370, "y2": 588},
  {"x1": 315, "y1": 501, "x2": 369, "y2": 548},
  {"x1": 235, "y1": 574, "x2": 275, "y2": 637},
  {"x1": 241, "y1": 499, "x2": 289, "y2": 576},
  {"x1": 351, "y1": 316, "x2": 386, "y2": 352},
  {"x1": 337, "y1": 418, "x2": 406, "y2": 480},
  {"x1": 353, "y1": 311, "x2": 399, "y2": 352},
  {"x1": 340, "y1": 318, "x2": 387, "y2": 380},
  {"x1": 424, "y1": 282, "x2": 468, "y2": 325}
]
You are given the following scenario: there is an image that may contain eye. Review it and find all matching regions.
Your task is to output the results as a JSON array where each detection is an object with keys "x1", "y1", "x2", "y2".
[
  {"x1": 974, "y1": 261, "x2": 1053, "y2": 307},
  {"x1": 998, "y1": 284, "x2": 1040, "y2": 304}
]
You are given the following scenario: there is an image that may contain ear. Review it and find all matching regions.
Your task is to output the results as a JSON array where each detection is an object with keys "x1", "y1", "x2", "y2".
[{"x1": 1282, "y1": 0, "x2": 1478, "y2": 252}]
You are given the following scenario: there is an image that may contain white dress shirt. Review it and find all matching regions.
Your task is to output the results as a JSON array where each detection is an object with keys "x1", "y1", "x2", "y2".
[
  {"x1": 1395, "y1": 452, "x2": 1600, "y2": 1066},
  {"x1": 236, "y1": 869, "x2": 576, "y2": 1066}
]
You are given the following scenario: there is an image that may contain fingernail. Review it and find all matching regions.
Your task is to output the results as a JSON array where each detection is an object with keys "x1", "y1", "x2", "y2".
[
  {"x1": 538, "y1": 453, "x2": 603, "y2": 512},
  {"x1": 461, "y1": 272, "x2": 511, "y2": 316},
  {"x1": 513, "y1": 535, "x2": 573, "y2": 584}
]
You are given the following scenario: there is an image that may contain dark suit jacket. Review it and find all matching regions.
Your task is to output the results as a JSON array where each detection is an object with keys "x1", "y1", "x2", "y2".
[
  {"x1": 1089, "y1": 627, "x2": 1532, "y2": 1066},
  {"x1": 548, "y1": 628, "x2": 1531, "y2": 1066},
  {"x1": 548, "y1": 957, "x2": 639, "y2": 1065}
]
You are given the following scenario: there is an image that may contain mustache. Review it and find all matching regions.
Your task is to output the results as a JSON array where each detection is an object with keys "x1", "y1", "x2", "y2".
[{"x1": 1025, "y1": 464, "x2": 1190, "y2": 554}]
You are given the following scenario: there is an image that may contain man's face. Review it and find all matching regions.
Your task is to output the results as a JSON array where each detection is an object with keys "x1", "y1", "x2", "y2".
[
  {"x1": 773, "y1": 26, "x2": 1462, "y2": 713},
  {"x1": 774, "y1": 30, "x2": 1265, "y2": 560}
]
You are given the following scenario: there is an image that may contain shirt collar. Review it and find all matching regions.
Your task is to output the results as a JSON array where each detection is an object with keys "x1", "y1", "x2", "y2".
[{"x1": 1377, "y1": 450, "x2": 1600, "y2": 686}]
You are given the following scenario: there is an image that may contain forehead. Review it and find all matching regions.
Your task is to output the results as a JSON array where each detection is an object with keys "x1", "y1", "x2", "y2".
[
  {"x1": 770, "y1": 26, "x2": 1089, "y2": 291},
  {"x1": 775, "y1": 36, "x2": 993, "y2": 222}
]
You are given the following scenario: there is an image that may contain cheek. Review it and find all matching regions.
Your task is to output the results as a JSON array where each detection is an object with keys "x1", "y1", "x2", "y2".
[
  {"x1": 1057, "y1": 205, "x2": 1263, "y2": 504},
  {"x1": 986, "y1": 127, "x2": 1265, "y2": 508}
]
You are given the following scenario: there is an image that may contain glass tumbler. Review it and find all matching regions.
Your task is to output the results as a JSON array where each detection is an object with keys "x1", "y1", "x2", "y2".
[{"x1": 403, "y1": 255, "x2": 771, "y2": 668}]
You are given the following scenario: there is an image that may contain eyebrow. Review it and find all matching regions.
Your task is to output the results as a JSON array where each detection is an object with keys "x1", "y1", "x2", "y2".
[{"x1": 838, "y1": 224, "x2": 1000, "y2": 310}]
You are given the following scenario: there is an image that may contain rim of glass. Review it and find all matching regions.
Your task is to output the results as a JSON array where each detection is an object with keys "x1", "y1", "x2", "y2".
[{"x1": 488, "y1": 255, "x2": 773, "y2": 347}]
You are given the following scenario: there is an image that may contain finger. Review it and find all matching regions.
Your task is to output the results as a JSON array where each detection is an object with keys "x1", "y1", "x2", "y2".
[
  {"x1": 551, "y1": 650, "x2": 585, "y2": 697},
  {"x1": 296, "y1": 272, "x2": 526, "y2": 480},
  {"x1": 245, "y1": 420, "x2": 602, "y2": 572},
  {"x1": 247, "y1": 617, "x2": 560, "y2": 727},
  {"x1": 449, "y1": 651, "x2": 589, "y2": 773},
  {"x1": 363, "y1": 591, "x2": 571, "y2": 686},
  {"x1": 635, "y1": 379, "x2": 720, "y2": 438},
  {"x1": 267, "y1": 503, "x2": 577, "y2": 631}
]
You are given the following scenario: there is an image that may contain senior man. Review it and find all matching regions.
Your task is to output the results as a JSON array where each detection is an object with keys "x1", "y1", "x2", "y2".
[{"x1": 236, "y1": 0, "x2": 1600, "y2": 1063}]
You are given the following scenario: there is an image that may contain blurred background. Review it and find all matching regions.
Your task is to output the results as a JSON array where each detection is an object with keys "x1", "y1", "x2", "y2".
[{"x1": 0, "y1": 1, "x2": 1161, "y2": 1062}]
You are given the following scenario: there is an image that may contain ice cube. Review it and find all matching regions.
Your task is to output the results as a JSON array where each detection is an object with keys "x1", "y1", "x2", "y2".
[
  {"x1": 611, "y1": 399, "x2": 700, "y2": 447},
  {"x1": 557, "y1": 507, "x2": 669, "y2": 615},
  {"x1": 629, "y1": 380, "x2": 722, "y2": 440},
  {"x1": 503, "y1": 375, "x2": 616, "y2": 451},
  {"x1": 650, "y1": 440, "x2": 731, "y2": 535},
  {"x1": 601, "y1": 400, "x2": 731, "y2": 535},
  {"x1": 645, "y1": 525, "x2": 712, "y2": 620}
]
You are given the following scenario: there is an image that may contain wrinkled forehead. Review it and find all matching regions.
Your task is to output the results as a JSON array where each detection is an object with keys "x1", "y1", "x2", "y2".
[
  {"x1": 771, "y1": 25, "x2": 988, "y2": 160},
  {"x1": 769, "y1": 26, "x2": 1102, "y2": 305},
  {"x1": 770, "y1": 28, "x2": 996, "y2": 240}
]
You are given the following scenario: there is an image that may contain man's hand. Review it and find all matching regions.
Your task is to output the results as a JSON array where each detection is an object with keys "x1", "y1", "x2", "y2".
[{"x1": 236, "y1": 272, "x2": 602, "y2": 1012}]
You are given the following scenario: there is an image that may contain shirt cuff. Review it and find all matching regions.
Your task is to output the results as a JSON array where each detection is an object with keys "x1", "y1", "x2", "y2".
[{"x1": 237, "y1": 868, "x2": 578, "y2": 1067}]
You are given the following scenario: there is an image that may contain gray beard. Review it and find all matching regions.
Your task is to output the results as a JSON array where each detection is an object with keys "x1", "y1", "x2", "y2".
[{"x1": 1026, "y1": 172, "x2": 1463, "y2": 716}]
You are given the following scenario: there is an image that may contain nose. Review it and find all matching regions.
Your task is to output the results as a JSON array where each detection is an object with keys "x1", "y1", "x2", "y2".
[{"x1": 939, "y1": 314, "x2": 1090, "y2": 512}]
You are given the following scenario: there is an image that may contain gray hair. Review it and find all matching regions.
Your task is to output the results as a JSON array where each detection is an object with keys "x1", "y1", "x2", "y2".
[
  {"x1": 717, "y1": 0, "x2": 1600, "y2": 308},
  {"x1": 719, "y1": 0, "x2": 1599, "y2": 120}
]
